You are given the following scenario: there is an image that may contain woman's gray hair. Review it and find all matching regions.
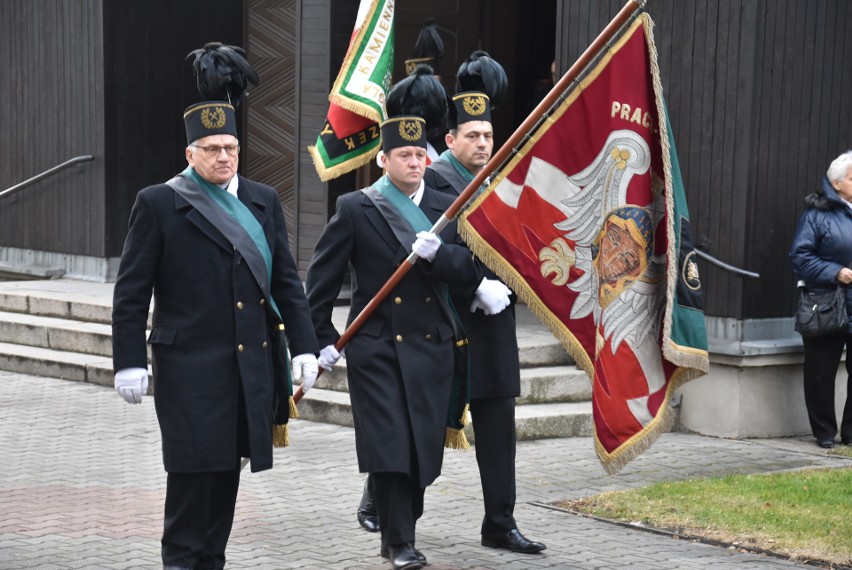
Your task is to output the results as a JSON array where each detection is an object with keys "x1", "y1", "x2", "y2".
[{"x1": 827, "y1": 151, "x2": 852, "y2": 183}]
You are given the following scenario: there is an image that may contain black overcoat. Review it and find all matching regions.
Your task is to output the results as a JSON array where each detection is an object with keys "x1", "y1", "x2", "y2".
[
  {"x1": 112, "y1": 176, "x2": 319, "y2": 473},
  {"x1": 306, "y1": 184, "x2": 479, "y2": 487},
  {"x1": 424, "y1": 167, "x2": 522, "y2": 399}
]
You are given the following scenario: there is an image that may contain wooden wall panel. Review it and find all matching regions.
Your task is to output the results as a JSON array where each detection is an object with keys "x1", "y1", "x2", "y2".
[
  {"x1": 744, "y1": 0, "x2": 852, "y2": 318},
  {"x1": 245, "y1": 0, "x2": 299, "y2": 251},
  {"x1": 295, "y1": 0, "x2": 334, "y2": 272},
  {"x1": 0, "y1": 0, "x2": 105, "y2": 256},
  {"x1": 102, "y1": 0, "x2": 244, "y2": 257}
]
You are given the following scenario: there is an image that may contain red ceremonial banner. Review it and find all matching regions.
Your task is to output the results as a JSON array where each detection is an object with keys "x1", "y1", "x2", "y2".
[{"x1": 460, "y1": 13, "x2": 708, "y2": 473}]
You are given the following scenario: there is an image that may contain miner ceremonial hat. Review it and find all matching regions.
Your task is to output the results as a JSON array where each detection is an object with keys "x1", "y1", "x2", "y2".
[
  {"x1": 381, "y1": 65, "x2": 447, "y2": 152},
  {"x1": 404, "y1": 19, "x2": 448, "y2": 76},
  {"x1": 183, "y1": 42, "x2": 259, "y2": 145},
  {"x1": 183, "y1": 102, "x2": 238, "y2": 145},
  {"x1": 380, "y1": 116, "x2": 428, "y2": 152},
  {"x1": 449, "y1": 50, "x2": 507, "y2": 129}
]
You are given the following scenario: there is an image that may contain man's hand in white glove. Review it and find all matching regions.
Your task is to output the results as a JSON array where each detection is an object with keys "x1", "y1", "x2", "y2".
[
  {"x1": 318, "y1": 344, "x2": 344, "y2": 372},
  {"x1": 115, "y1": 367, "x2": 149, "y2": 404},
  {"x1": 292, "y1": 353, "x2": 319, "y2": 394},
  {"x1": 471, "y1": 277, "x2": 513, "y2": 315},
  {"x1": 412, "y1": 231, "x2": 441, "y2": 262}
]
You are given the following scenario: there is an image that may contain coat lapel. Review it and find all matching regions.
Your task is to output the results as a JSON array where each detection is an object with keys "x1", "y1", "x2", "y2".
[
  {"x1": 174, "y1": 176, "x2": 269, "y2": 254},
  {"x1": 361, "y1": 191, "x2": 407, "y2": 254}
]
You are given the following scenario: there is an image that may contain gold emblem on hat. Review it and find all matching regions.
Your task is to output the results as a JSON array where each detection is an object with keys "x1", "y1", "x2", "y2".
[
  {"x1": 462, "y1": 95, "x2": 487, "y2": 117},
  {"x1": 200, "y1": 106, "x2": 227, "y2": 129},
  {"x1": 398, "y1": 119, "x2": 423, "y2": 142}
]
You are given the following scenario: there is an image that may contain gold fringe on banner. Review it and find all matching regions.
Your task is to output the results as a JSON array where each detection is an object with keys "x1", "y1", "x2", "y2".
[{"x1": 307, "y1": 144, "x2": 379, "y2": 183}]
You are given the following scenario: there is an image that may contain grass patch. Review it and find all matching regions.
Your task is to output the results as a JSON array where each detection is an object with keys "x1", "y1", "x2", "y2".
[
  {"x1": 830, "y1": 445, "x2": 852, "y2": 459},
  {"x1": 558, "y1": 466, "x2": 852, "y2": 567}
]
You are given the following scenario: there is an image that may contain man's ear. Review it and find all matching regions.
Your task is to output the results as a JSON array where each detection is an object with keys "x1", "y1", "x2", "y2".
[{"x1": 445, "y1": 132, "x2": 455, "y2": 150}]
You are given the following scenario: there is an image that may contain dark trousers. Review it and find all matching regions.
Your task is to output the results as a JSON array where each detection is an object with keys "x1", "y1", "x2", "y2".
[
  {"x1": 470, "y1": 396, "x2": 517, "y2": 535},
  {"x1": 802, "y1": 333, "x2": 852, "y2": 442},
  {"x1": 161, "y1": 469, "x2": 241, "y2": 569},
  {"x1": 372, "y1": 472, "x2": 425, "y2": 548}
]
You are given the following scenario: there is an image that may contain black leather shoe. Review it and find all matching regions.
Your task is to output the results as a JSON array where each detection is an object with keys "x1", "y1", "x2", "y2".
[
  {"x1": 817, "y1": 439, "x2": 835, "y2": 449},
  {"x1": 380, "y1": 543, "x2": 426, "y2": 564},
  {"x1": 357, "y1": 478, "x2": 380, "y2": 532},
  {"x1": 481, "y1": 528, "x2": 547, "y2": 553},
  {"x1": 386, "y1": 544, "x2": 424, "y2": 570}
]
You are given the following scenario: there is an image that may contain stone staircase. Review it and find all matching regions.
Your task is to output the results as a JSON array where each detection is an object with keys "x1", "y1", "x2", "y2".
[{"x1": 0, "y1": 281, "x2": 594, "y2": 440}]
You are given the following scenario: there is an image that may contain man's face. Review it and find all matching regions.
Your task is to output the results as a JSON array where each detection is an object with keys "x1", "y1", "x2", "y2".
[
  {"x1": 381, "y1": 146, "x2": 427, "y2": 195},
  {"x1": 446, "y1": 121, "x2": 494, "y2": 173},
  {"x1": 186, "y1": 134, "x2": 240, "y2": 185}
]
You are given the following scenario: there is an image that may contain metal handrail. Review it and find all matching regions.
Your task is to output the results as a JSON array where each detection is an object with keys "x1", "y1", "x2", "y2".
[
  {"x1": 0, "y1": 155, "x2": 94, "y2": 200},
  {"x1": 694, "y1": 247, "x2": 760, "y2": 279}
]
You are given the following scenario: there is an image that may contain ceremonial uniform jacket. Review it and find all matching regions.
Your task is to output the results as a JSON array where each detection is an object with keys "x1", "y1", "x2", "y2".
[
  {"x1": 306, "y1": 183, "x2": 479, "y2": 487},
  {"x1": 425, "y1": 165, "x2": 522, "y2": 398},
  {"x1": 112, "y1": 176, "x2": 319, "y2": 473}
]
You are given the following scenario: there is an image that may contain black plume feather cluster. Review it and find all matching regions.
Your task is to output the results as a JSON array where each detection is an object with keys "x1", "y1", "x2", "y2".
[
  {"x1": 186, "y1": 42, "x2": 259, "y2": 106},
  {"x1": 385, "y1": 65, "x2": 448, "y2": 131},
  {"x1": 455, "y1": 50, "x2": 508, "y2": 108},
  {"x1": 411, "y1": 18, "x2": 445, "y2": 62}
]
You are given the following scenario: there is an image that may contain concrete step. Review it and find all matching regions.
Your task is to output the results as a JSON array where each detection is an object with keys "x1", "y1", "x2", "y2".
[
  {"x1": 0, "y1": 262, "x2": 65, "y2": 280},
  {"x1": 0, "y1": 285, "x2": 115, "y2": 325},
  {"x1": 0, "y1": 310, "x2": 115, "y2": 357},
  {"x1": 0, "y1": 341, "x2": 115, "y2": 386},
  {"x1": 310, "y1": 361, "x2": 591, "y2": 404},
  {"x1": 294, "y1": 388, "x2": 594, "y2": 440}
]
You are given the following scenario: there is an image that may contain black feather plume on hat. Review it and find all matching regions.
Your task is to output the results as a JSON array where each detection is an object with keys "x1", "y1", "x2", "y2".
[
  {"x1": 455, "y1": 50, "x2": 507, "y2": 109},
  {"x1": 385, "y1": 64, "x2": 448, "y2": 131},
  {"x1": 186, "y1": 42, "x2": 259, "y2": 107},
  {"x1": 411, "y1": 19, "x2": 443, "y2": 60}
]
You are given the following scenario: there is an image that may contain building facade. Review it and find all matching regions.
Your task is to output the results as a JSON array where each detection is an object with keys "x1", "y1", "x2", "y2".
[{"x1": 3, "y1": 0, "x2": 851, "y2": 435}]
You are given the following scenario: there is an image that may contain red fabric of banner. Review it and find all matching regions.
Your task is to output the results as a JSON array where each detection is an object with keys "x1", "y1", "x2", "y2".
[{"x1": 462, "y1": 17, "x2": 686, "y2": 472}]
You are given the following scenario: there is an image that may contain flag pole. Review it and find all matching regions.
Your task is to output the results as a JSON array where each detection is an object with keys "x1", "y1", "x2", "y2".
[{"x1": 293, "y1": 0, "x2": 646, "y2": 403}]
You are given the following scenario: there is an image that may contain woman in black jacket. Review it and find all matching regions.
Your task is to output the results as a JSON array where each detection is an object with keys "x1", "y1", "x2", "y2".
[{"x1": 789, "y1": 151, "x2": 852, "y2": 449}]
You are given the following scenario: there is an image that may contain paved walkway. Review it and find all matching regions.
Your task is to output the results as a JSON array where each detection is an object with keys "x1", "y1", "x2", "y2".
[{"x1": 1, "y1": 368, "x2": 850, "y2": 569}]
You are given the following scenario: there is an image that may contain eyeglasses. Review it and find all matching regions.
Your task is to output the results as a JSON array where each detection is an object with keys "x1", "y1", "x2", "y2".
[{"x1": 191, "y1": 144, "x2": 240, "y2": 157}]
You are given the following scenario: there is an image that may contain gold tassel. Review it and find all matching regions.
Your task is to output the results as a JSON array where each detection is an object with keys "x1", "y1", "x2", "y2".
[
  {"x1": 459, "y1": 403, "x2": 470, "y2": 427},
  {"x1": 289, "y1": 395, "x2": 300, "y2": 419},
  {"x1": 272, "y1": 424, "x2": 289, "y2": 448},
  {"x1": 444, "y1": 427, "x2": 470, "y2": 450}
]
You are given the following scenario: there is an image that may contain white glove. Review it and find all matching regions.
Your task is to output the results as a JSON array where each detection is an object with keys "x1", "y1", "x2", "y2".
[
  {"x1": 412, "y1": 231, "x2": 441, "y2": 262},
  {"x1": 471, "y1": 277, "x2": 512, "y2": 315},
  {"x1": 292, "y1": 353, "x2": 319, "y2": 394},
  {"x1": 318, "y1": 344, "x2": 343, "y2": 372},
  {"x1": 115, "y1": 367, "x2": 149, "y2": 404}
]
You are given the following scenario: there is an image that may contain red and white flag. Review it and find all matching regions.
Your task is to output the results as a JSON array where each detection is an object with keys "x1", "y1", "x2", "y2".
[{"x1": 460, "y1": 13, "x2": 708, "y2": 473}]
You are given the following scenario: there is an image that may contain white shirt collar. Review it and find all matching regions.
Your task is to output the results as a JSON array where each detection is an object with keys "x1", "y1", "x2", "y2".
[
  {"x1": 409, "y1": 180, "x2": 425, "y2": 206},
  {"x1": 222, "y1": 175, "x2": 239, "y2": 198}
]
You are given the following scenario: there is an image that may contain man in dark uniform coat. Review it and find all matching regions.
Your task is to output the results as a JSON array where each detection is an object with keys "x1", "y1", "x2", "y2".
[
  {"x1": 357, "y1": 52, "x2": 547, "y2": 555},
  {"x1": 112, "y1": 100, "x2": 319, "y2": 569},
  {"x1": 425, "y1": 92, "x2": 546, "y2": 553},
  {"x1": 305, "y1": 108, "x2": 479, "y2": 570}
]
